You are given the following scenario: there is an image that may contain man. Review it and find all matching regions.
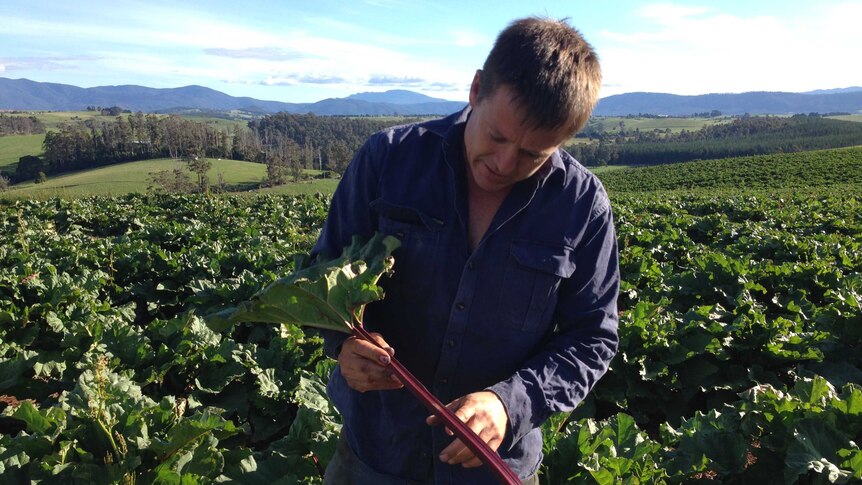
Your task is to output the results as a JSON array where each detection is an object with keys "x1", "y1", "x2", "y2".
[{"x1": 313, "y1": 17, "x2": 619, "y2": 484}]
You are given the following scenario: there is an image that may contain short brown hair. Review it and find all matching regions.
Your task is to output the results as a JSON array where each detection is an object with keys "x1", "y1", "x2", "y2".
[{"x1": 478, "y1": 17, "x2": 602, "y2": 135}]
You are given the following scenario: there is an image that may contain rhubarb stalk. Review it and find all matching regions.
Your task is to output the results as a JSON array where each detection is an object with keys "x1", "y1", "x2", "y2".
[{"x1": 353, "y1": 325, "x2": 521, "y2": 485}]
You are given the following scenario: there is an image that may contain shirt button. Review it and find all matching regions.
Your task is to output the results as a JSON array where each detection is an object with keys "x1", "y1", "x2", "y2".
[
  {"x1": 439, "y1": 377, "x2": 448, "y2": 384},
  {"x1": 448, "y1": 339, "x2": 456, "y2": 348},
  {"x1": 456, "y1": 302, "x2": 465, "y2": 311},
  {"x1": 467, "y1": 261, "x2": 475, "y2": 270}
]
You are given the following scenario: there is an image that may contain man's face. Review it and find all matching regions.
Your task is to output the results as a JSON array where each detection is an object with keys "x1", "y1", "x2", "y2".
[{"x1": 463, "y1": 76, "x2": 570, "y2": 194}]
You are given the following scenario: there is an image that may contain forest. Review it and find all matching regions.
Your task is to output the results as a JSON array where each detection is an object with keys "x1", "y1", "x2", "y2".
[
  {"x1": 566, "y1": 114, "x2": 862, "y2": 166},
  {"x1": 7, "y1": 112, "x2": 419, "y2": 185},
  {"x1": 4, "y1": 111, "x2": 862, "y2": 188}
]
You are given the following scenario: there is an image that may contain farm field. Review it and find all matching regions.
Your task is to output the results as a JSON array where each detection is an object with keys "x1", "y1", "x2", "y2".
[
  {"x1": 0, "y1": 134, "x2": 44, "y2": 174},
  {"x1": 587, "y1": 115, "x2": 731, "y2": 134},
  {"x1": 1, "y1": 148, "x2": 861, "y2": 483},
  {"x1": 1, "y1": 158, "x2": 266, "y2": 199},
  {"x1": 597, "y1": 145, "x2": 862, "y2": 193},
  {"x1": 827, "y1": 114, "x2": 862, "y2": 123},
  {"x1": 15, "y1": 110, "x2": 117, "y2": 130},
  {"x1": 0, "y1": 158, "x2": 339, "y2": 199}
]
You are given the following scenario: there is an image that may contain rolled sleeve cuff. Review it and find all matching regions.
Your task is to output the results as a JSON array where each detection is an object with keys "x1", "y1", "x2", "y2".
[
  {"x1": 487, "y1": 375, "x2": 541, "y2": 451},
  {"x1": 321, "y1": 328, "x2": 350, "y2": 360}
]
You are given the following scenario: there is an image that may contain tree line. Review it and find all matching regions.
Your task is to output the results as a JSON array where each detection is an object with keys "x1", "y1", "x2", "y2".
[
  {"x1": 567, "y1": 114, "x2": 862, "y2": 166},
  {"x1": 13, "y1": 113, "x2": 233, "y2": 183},
  {"x1": 13, "y1": 110, "x2": 860, "y2": 187},
  {"x1": 9, "y1": 111, "x2": 420, "y2": 186},
  {"x1": 249, "y1": 113, "x2": 421, "y2": 174},
  {"x1": 0, "y1": 114, "x2": 46, "y2": 136}
]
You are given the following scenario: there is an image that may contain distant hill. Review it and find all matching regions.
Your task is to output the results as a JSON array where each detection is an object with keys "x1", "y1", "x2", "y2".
[
  {"x1": 594, "y1": 90, "x2": 862, "y2": 116},
  {"x1": 3, "y1": 77, "x2": 862, "y2": 117},
  {"x1": 803, "y1": 86, "x2": 862, "y2": 95},
  {"x1": 345, "y1": 89, "x2": 453, "y2": 104},
  {"x1": 0, "y1": 78, "x2": 466, "y2": 116}
]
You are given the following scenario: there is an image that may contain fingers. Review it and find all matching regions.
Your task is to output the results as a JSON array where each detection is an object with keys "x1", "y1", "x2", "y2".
[
  {"x1": 425, "y1": 396, "x2": 463, "y2": 430},
  {"x1": 345, "y1": 333, "x2": 394, "y2": 364},
  {"x1": 438, "y1": 426, "x2": 503, "y2": 468},
  {"x1": 337, "y1": 334, "x2": 403, "y2": 392},
  {"x1": 427, "y1": 392, "x2": 508, "y2": 468}
]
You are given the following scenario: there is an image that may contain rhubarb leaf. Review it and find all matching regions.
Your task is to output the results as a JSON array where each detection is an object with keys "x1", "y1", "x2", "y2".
[{"x1": 205, "y1": 233, "x2": 399, "y2": 334}]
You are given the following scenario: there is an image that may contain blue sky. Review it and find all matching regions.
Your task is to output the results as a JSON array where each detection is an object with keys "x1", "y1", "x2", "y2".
[{"x1": 1, "y1": 0, "x2": 860, "y2": 103}]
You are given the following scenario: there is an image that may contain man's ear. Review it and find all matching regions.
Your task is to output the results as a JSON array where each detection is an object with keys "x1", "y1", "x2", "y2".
[{"x1": 469, "y1": 70, "x2": 481, "y2": 108}]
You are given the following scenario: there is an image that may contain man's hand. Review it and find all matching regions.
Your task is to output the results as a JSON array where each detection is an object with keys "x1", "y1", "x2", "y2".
[
  {"x1": 337, "y1": 333, "x2": 403, "y2": 392},
  {"x1": 426, "y1": 391, "x2": 509, "y2": 468}
]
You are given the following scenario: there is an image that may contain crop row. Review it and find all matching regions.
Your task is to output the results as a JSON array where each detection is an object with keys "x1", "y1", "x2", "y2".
[
  {"x1": 1, "y1": 190, "x2": 860, "y2": 483},
  {"x1": 597, "y1": 145, "x2": 862, "y2": 193}
]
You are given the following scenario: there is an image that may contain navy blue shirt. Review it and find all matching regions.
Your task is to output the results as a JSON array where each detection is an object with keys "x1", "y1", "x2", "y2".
[{"x1": 312, "y1": 108, "x2": 619, "y2": 483}]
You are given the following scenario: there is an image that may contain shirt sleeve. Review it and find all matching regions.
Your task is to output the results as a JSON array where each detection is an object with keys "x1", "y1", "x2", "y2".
[
  {"x1": 311, "y1": 135, "x2": 385, "y2": 359},
  {"x1": 487, "y1": 191, "x2": 620, "y2": 449}
]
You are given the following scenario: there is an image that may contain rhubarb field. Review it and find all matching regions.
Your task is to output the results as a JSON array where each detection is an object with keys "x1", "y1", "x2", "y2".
[{"x1": 1, "y1": 186, "x2": 860, "y2": 483}]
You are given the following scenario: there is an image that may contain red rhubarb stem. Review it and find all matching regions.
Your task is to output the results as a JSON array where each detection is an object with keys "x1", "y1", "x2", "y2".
[{"x1": 352, "y1": 326, "x2": 520, "y2": 485}]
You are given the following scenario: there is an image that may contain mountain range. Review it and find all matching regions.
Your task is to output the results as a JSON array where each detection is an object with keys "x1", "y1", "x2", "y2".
[
  {"x1": 1, "y1": 77, "x2": 861, "y2": 117},
  {"x1": 0, "y1": 78, "x2": 466, "y2": 116},
  {"x1": 594, "y1": 90, "x2": 862, "y2": 116}
]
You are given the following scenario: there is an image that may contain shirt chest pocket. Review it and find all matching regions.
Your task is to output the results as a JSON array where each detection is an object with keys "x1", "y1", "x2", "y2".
[
  {"x1": 371, "y1": 199, "x2": 442, "y2": 303},
  {"x1": 497, "y1": 241, "x2": 576, "y2": 333}
]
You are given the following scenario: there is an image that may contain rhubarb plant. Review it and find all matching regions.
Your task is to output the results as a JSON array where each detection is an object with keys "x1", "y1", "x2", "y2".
[
  {"x1": 207, "y1": 233, "x2": 400, "y2": 334},
  {"x1": 205, "y1": 232, "x2": 522, "y2": 484}
]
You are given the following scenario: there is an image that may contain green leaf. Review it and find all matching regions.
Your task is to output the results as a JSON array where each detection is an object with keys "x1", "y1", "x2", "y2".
[
  {"x1": 11, "y1": 401, "x2": 63, "y2": 435},
  {"x1": 292, "y1": 372, "x2": 332, "y2": 416},
  {"x1": 0, "y1": 356, "x2": 28, "y2": 390},
  {"x1": 838, "y1": 448, "x2": 862, "y2": 479},
  {"x1": 180, "y1": 434, "x2": 224, "y2": 477},
  {"x1": 206, "y1": 233, "x2": 399, "y2": 333},
  {"x1": 832, "y1": 384, "x2": 862, "y2": 416},
  {"x1": 792, "y1": 375, "x2": 836, "y2": 406},
  {"x1": 154, "y1": 409, "x2": 239, "y2": 459},
  {"x1": 194, "y1": 360, "x2": 246, "y2": 394},
  {"x1": 785, "y1": 418, "x2": 854, "y2": 483},
  {"x1": 667, "y1": 408, "x2": 748, "y2": 476}
]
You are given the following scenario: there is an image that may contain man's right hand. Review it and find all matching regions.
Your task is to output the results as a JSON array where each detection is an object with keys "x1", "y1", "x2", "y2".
[{"x1": 337, "y1": 333, "x2": 404, "y2": 392}]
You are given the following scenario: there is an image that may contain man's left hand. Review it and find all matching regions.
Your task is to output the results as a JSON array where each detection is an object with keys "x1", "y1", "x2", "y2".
[{"x1": 425, "y1": 391, "x2": 509, "y2": 468}]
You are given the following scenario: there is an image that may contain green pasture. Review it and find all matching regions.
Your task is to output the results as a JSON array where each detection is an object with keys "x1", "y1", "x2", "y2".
[
  {"x1": 0, "y1": 134, "x2": 45, "y2": 174},
  {"x1": 168, "y1": 111, "x2": 252, "y2": 131},
  {"x1": 0, "y1": 158, "x2": 340, "y2": 199},
  {"x1": 587, "y1": 164, "x2": 631, "y2": 175},
  {"x1": 22, "y1": 110, "x2": 118, "y2": 129},
  {"x1": 588, "y1": 116, "x2": 730, "y2": 133},
  {"x1": 2, "y1": 158, "x2": 263, "y2": 199},
  {"x1": 827, "y1": 114, "x2": 862, "y2": 123},
  {"x1": 257, "y1": 177, "x2": 340, "y2": 196},
  {"x1": 9, "y1": 110, "x2": 251, "y2": 131}
]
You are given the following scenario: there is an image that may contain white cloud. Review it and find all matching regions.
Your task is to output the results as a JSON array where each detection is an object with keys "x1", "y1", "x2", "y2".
[
  {"x1": 598, "y1": 2, "x2": 862, "y2": 96},
  {"x1": 0, "y1": 3, "x2": 465, "y2": 101},
  {"x1": 450, "y1": 29, "x2": 489, "y2": 48},
  {"x1": 636, "y1": 4, "x2": 712, "y2": 23}
]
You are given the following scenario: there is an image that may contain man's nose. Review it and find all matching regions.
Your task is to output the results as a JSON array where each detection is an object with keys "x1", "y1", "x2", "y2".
[{"x1": 494, "y1": 145, "x2": 519, "y2": 174}]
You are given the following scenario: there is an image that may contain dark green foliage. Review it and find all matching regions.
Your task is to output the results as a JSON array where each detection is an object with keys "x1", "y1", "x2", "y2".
[
  {"x1": 0, "y1": 193, "x2": 333, "y2": 483},
  {"x1": 2, "y1": 160, "x2": 861, "y2": 483},
  {"x1": 597, "y1": 146, "x2": 862, "y2": 193},
  {"x1": 250, "y1": 113, "x2": 423, "y2": 174},
  {"x1": 538, "y1": 190, "x2": 861, "y2": 483},
  {"x1": 570, "y1": 114, "x2": 862, "y2": 166}
]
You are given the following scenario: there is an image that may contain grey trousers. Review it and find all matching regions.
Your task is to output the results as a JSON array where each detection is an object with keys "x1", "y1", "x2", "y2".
[{"x1": 323, "y1": 433, "x2": 539, "y2": 485}]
